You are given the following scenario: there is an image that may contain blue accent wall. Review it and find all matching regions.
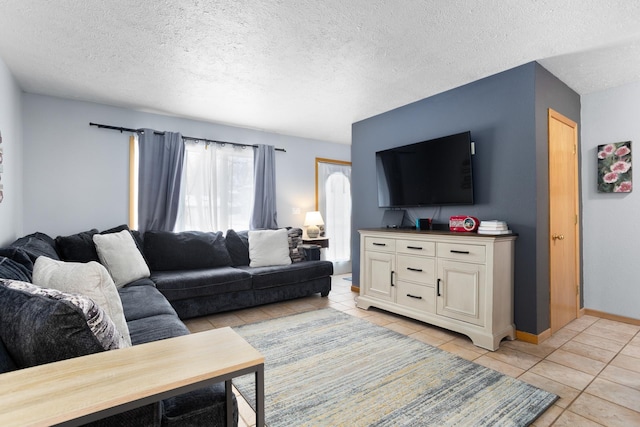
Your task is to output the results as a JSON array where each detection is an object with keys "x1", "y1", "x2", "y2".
[
  {"x1": 351, "y1": 62, "x2": 580, "y2": 334},
  {"x1": 533, "y1": 64, "x2": 581, "y2": 333}
]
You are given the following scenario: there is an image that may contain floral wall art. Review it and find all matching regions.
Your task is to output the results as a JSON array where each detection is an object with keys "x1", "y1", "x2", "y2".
[{"x1": 597, "y1": 141, "x2": 632, "y2": 193}]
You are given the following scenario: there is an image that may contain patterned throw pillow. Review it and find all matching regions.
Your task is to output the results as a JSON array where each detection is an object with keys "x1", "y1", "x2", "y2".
[
  {"x1": 287, "y1": 228, "x2": 305, "y2": 263},
  {"x1": 0, "y1": 279, "x2": 127, "y2": 369}
]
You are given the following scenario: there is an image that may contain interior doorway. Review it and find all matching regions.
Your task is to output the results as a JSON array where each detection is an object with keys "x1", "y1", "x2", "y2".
[
  {"x1": 316, "y1": 158, "x2": 352, "y2": 275},
  {"x1": 548, "y1": 108, "x2": 581, "y2": 333}
]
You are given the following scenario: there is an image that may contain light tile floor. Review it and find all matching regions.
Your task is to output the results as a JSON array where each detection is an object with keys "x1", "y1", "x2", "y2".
[{"x1": 184, "y1": 275, "x2": 640, "y2": 427}]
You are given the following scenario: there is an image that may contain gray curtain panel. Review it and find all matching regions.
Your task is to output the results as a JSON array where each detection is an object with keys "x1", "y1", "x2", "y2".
[
  {"x1": 138, "y1": 129, "x2": 185, "y2": 233},
  {"x1": 250, "y1": 144, "x2": 278, "y2": 229}
]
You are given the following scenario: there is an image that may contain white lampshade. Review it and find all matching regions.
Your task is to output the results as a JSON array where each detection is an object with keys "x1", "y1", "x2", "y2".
[
  {"x1": 304, "y1": 211, "x2": 324, "y2": 238},
  {"x1": 303, "y1": 211, "x2": 324, "y2": 226}
]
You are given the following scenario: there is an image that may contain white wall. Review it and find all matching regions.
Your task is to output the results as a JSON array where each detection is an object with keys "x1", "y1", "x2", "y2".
[
  {"x1": 581, "y1": 82, "x2": 640, "y2": 319},
  {"x1": 0, "y1": 57, "x2": 23, "y2": 245},
  {"x1": 22, "y1": 94, "x2": 350, "y2": 237}
]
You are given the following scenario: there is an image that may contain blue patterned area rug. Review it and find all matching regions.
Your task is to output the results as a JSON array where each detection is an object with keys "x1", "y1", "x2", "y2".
[{"x1": 233, "y1": 308, "x2": 556, "y2": 426}]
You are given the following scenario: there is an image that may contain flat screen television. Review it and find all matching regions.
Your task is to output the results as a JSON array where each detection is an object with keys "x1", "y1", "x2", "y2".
[{"x1": 376, "y1": 131, "x2": 474, "y2": 207}]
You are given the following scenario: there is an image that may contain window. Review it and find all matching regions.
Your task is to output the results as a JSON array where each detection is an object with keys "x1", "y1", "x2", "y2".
[
  {"x1": 316, "y1": 158, "x2": 352, "y2": 272},
  {"x1": 174, "y1": 142, "x2": 254, "y2": 232}
]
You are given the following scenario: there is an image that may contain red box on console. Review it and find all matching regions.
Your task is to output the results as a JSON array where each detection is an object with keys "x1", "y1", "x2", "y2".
[{"x1": 449, "y1": 216, "x2": 479, "y2": 232}]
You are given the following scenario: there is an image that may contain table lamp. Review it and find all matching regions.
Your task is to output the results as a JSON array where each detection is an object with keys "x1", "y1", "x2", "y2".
[{"x1": 304, "y1": 211, "x2": 324, "y2": 238}]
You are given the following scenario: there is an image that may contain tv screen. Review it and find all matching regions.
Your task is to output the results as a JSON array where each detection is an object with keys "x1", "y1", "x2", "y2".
[{"x1": 376, "y1": 131, "x2": 474, "y2": 207}]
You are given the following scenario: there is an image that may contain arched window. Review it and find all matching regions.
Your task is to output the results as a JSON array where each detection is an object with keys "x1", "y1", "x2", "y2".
[{"x1": 316, "y1": 158, "x2": 351, "y2": 273}]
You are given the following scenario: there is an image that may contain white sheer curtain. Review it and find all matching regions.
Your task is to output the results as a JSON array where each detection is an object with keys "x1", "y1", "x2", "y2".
[
  {"x1": 175, "y1": 142, "x2": 254, "y2": 232},
  {"x1": 317, "y1": 161, "x2": 351, "y2": 264}
]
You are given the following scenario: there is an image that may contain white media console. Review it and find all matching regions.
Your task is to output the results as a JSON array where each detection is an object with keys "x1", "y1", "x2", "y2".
[{"x1": 357, "y1": 228, "x2": 517, "y2": 351}]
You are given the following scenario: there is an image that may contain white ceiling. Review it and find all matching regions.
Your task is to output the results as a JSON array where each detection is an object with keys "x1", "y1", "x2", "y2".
[{"x1": 1, "y1": 1, "x2": 640, "y2": 144}]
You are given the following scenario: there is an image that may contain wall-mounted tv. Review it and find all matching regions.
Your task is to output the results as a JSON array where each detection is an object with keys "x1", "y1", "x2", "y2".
[{"x1": 376, "y1": 131, "x2": 474, "y2": 207}]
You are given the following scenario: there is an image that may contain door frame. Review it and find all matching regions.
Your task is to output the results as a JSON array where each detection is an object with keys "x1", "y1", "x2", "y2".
[
  {"x1": 548, "y1": 108, "x2": 581, "y2": 333},
  {"x1": 315, "y1": 157, "x2": 352, "y2": 210}
]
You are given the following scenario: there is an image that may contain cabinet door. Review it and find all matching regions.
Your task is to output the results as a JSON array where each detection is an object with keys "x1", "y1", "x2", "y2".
[
  {"x1": 436, "y1": 260, "x2": 486, "y2": 326},
  {"x1": 363, "y1": 251, "x2": 395, "y2": 302}
]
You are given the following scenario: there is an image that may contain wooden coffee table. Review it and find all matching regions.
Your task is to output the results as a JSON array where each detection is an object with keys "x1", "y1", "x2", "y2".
[{"x1": 0, "y1": 327, "x2": 264, "y2": 427}]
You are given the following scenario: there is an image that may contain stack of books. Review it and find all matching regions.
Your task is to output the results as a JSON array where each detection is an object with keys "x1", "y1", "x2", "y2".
[{"x1": 477, "y1": 220, "x2": 512, "y2": 235}]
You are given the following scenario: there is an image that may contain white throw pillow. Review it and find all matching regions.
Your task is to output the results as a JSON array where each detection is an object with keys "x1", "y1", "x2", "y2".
[
  {"x1": 32, "y1": 257, "x2": 132, "y2": 347},
  {"x1": 248, "y1": 229, "x2": 292, "y2": 268},
  {"x1": 92, "y1": 230, "x2": 150, "y2": 288}
]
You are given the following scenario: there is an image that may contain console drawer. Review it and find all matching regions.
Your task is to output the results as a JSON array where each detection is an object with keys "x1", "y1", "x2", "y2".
[
  {"x1": 396, "y1": 255, "x2": 435, "y2": 284},
  {"x1": 364, "y1": 237, "x2": 396, "y2": 252},
  {"x1": 396, "y1": 239, "x2": 435, "y2": 256},
  {"x1": 437, "y1": 242, "x2": 486, "y2": 263},
  {"x1": 396, "y1": 281, "x2": 435, "y2": 313}
]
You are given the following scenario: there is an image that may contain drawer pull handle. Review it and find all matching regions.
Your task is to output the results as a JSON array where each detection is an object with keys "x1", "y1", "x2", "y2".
[
  {"x1": 373, "y1": 242, "x2": 387, "y2": 246},
  {"x1": 407, "y1": 246, "x2": 423, "y2": 250},
  {"x1": 407, "y1": 267, "x2": 423, "y2": 272},
  {"x1": 450, "y1": 250, "x2": 470, "y2": 254},
  {"x1": 407, "y1": 294, "x2": 422, "y2": 300}
]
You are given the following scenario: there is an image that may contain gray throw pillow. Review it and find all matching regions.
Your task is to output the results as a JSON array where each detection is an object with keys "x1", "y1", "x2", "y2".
[
  {"x1": 93, "y1": 230, "x2": 150, "y2": 288},
  {"x1": 248, "y1": 229, "x2": 292, "y2": 268},
  {"x1": 32, "y1": 257, "x2": 132, "y2": 347}
]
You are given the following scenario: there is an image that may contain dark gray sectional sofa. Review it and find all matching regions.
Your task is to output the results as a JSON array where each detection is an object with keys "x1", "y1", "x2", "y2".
[
  {"x1": 0, "y1": 225, "x2": 333, "y2": 426},
  {"x1": 144, "y1": 228, "x2": 333, "y2": 318}
]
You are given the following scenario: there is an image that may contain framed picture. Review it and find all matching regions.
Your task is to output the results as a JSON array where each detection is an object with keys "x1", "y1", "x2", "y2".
[{"x1": 597, "y1": 141, "x2": 632, "y2": 193}]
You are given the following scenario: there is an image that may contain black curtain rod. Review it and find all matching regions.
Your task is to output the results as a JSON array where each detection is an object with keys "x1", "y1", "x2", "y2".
[{"x1": 89, "y1": 122, "x2": 286, "y2": 152}]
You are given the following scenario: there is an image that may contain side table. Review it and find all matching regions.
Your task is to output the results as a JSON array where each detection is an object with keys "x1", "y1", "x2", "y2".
[{"x1": 302, "y1": 237, "x2": 329, "y2": 248}]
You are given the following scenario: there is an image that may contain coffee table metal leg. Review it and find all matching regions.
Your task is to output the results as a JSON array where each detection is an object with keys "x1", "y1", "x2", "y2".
[
  {"x1": 225, "y1": 379, "x2": 233, "y2": 426},
  {"x1": 255, "y1": 364, "x2": 265, "y2": 427}
]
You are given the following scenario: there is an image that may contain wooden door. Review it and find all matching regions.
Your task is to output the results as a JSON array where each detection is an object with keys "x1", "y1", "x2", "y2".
[{"x1": 548, "y1": 109, "x2": 580, "y2": 333}]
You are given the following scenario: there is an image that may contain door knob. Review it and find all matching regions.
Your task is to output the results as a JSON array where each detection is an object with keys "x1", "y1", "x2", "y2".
[{"x1": 552, "y1": 234, "x2": 565, "y2": 241}]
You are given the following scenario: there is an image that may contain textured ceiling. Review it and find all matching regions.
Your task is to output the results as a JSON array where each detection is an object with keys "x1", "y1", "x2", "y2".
[{"x1": 1, "y1": 1, "x2": 640, "y2": 144}]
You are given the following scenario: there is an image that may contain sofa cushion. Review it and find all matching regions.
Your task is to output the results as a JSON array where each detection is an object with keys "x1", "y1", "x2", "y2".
[
  {"x1": 127, "y1": 314, "x2": 190, "y2": 345},
  {"x1": 0, "y1": 337, "x2": 16, "y2": 373},
  {"x1": 225, "y1": 229, "x2": 250, "y2": 267},
  {"x1": 162, "y1": 383, "x2": 237, "y2": 427},
  {"x1": 32, "y1": 257, "x2": 132, "y2": 347},
  {"x1": 55, "y1": 228, "x2": 100, "y2": 262},
  {"x1": 93, "y1": 230, "x2": 150, "y2": 287},
  {"x1": 119, "y1": 282, "x2": 180, "y2": 322},
  {"x1": 0, "y1": 255, "x2": 31, "y2": 282},
  {"x1": 238, "y1": 260, "x2": 334, "y2": 290},
  {"x1": 9, "y1": 232, "x2": 59, "y2": 262},
  {"x1": 54, "y1": 225, "x2": 138, "y2": 264},
  {"x1": 248, "y1": 229, "x2": 292, "y2": 268},
  {"x1": 151, "y1": 267, "x2": 253, "y2": 301},
  {"x1": 144, "y1": 231, "x2": 233, "y2": 271},
  {"x1": 0, "y1": 279, "x2": 126, "y2": 369}
]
